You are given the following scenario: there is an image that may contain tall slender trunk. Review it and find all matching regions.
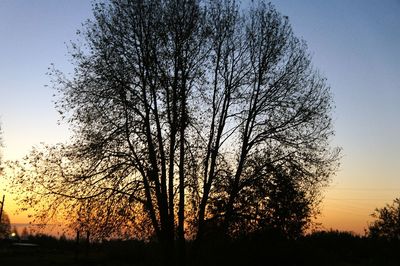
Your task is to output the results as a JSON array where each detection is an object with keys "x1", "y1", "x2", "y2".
[
  {"x1": 223, "y1": 70, "x2": 262, "y2": 235},
  {"x1": 197, "y1": 43, "x2": 222, "y2": 241},
  {"x1": 178, "y1": 70, "x2": 187, "y2": 266},
  {"x1": 167, "y1": 71, "x2": 178, "y2": 243},
  {"x1": 178, "y1": 128, "x2": 186, "y2": 266},
  {"x1": 197, "y1": 91, "x2": 230, "y2": 240}
]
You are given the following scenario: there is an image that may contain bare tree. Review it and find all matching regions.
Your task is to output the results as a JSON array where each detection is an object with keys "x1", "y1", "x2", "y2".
[{"x1": 8, "y1": 0, "x2": 340, "y2": 263}]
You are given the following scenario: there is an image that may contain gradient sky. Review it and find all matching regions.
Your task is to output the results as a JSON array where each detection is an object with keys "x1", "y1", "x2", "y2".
[{"x1": 0, "y1": 0, "x2": 399, "y2": 234}]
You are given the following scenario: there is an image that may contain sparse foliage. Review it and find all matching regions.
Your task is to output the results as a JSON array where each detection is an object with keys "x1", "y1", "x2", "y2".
[{"x1": 8, "y1": 0, "x2": 339, "y2": 254}]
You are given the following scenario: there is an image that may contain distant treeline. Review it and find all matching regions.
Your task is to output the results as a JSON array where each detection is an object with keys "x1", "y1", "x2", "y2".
[{"x1": 10, "y1": 223, "x2": 69, "y2": 238}]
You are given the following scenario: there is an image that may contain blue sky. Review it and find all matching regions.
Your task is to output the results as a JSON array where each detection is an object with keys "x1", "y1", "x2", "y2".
[
  {"x1": 0, "y1": 0, "x2": 399, "y2": 233},
  {"x1": 0, "y1": 0, "x2": 93, "y2": 157},
  {"x1": 274, "y1": 0, "x2": 400, "y2": 232}
]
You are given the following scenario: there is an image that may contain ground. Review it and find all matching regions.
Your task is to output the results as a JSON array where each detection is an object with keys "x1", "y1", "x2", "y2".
[{"x1": 1, "y1": 231, "x2": 400, "y2": 266}]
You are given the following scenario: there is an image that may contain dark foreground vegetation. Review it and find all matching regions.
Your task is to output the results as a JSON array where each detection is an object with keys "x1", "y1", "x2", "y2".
[{"x1": 1, "y1": 230, "x2": 400, "y2": 266}]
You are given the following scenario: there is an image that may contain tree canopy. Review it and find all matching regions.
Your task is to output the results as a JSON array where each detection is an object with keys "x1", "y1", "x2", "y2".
[{"x1": 8, "y1": 0, "x2": 339, "y2": 248}]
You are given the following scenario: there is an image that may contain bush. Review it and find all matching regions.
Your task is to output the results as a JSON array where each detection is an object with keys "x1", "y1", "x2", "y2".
[{"x1": 368, "y1": 198, "x2": 400, "y2": 240}]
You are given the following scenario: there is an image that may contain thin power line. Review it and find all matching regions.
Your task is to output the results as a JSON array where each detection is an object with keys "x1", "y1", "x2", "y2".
[
  {"x1": 328, "y1": 187, "x2": 400, "y2": 191},
  {"x1": 326, "y1": 198, "x2": 394, "y2": 201}
]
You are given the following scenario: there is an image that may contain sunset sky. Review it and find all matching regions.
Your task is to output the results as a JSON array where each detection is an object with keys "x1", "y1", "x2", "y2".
[{"x1": 0, "y1": 0, "x2": 399, "y2": 235}]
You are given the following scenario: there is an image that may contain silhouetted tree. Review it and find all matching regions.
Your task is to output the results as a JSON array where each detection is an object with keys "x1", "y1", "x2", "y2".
[
  {"x1": 8, "y1": 0, "x2": 340, "y2": 262},
  {"x1": 368, "y1": 198, "x2": 400, "y2": 240},
  {"x1": 207, "y1": 161, "x2": 319, "y2": 239},
  {"x1": 261, "y1": 166, "x2": 315, "y2": 238},
  {"x1": 0, "y1": 211, "x2": 11, "y2": 239}
]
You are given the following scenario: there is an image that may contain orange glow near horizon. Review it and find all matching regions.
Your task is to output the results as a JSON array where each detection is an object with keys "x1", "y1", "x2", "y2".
[
  {"x1": 1, "y1": 140, "x2": 399, "y2": 237},
  {"x1": 1, "y1": 169, "x2": 397, "y2": 236}
]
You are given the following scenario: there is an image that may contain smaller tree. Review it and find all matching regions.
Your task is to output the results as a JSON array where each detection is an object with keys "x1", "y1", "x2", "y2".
[
  {"x1": 0, "y1": 211, "x2": 11, "y2": 239},
  {"x1": 367, "y1": 198, "x2": 400, "y2": 240},
  {"x1": 262, "y1": 169, "x2": 314, "y2": 238}
]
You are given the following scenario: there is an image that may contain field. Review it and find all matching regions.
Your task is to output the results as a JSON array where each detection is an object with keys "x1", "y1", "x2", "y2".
[{"x1": 1, "y1": 231, "x2": 400, "y2": 266}]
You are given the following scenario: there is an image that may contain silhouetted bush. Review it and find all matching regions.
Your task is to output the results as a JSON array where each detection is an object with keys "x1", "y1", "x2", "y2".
[{"x1": 367, "y1": 198, "x2": 400, "y2": 240}]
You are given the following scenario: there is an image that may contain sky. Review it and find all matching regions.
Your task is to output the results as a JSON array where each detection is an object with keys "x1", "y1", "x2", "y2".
[{"x1": 0, "y1": 0, "x2": 399, "y2": 235}]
